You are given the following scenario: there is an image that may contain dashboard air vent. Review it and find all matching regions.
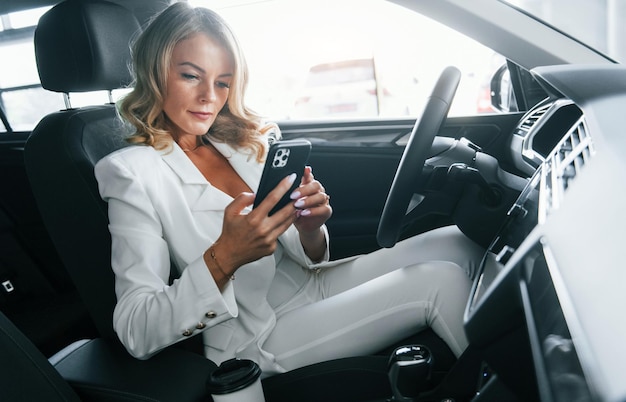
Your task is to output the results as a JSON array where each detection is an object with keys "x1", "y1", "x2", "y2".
[
  {"x1": 516, "y1": 103, "x2": 551, "y2": 137},
  {"x1": 539, "y1": 117, "x2": 594, "y2": 223}
]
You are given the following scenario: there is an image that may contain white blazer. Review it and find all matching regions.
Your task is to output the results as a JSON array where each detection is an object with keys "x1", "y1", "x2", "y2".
[{"x1": 94, "y1": 136, "x2": 329, "y2": 375}]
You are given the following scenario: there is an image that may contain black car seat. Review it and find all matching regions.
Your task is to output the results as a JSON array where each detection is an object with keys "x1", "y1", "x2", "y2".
[
  {"x1": 26, "y1": 0, "x2": 206, "y2": 356},
  {"x1": 25, "y1": 0, "x2": 138, "y2": 342},
  {"x1": 0, "y1": 307, "x2": 217, "y2": 402},
  {"x1": 0, "y1": 309, "x2": 81, "y2": 401}
]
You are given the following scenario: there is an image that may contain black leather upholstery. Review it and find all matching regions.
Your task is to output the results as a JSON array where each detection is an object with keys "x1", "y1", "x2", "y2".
[
  {"x1": 51, "y1": 337, "x2": 217, "y2": 402},
  {"x1": 35, "y1": 0, "x2": 137, "y2": 93},
  {"x1": 26, "y1": 0, "x2": 137, "y2": 341},
  {"x1": 0, "y1": 310, "x2": 81, "y2": 401},
  {"x1": 26, "y1": 107, "x2": 130, "y2": 340},
  {"x1": 0, "y1": 308, "x2": 218, "y2": 402}
]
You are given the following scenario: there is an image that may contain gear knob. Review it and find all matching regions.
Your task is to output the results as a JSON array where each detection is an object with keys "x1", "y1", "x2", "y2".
[{"x1": 388, "y1": 345, "x2": 432, "y2": 401}]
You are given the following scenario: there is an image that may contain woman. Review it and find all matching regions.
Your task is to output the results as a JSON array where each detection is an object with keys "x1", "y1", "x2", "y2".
[{"x1": 95, "y1": 2, "x2": 484, "y2": 377}]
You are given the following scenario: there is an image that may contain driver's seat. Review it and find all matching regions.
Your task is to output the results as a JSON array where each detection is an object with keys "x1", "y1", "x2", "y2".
[
  {"x1": 23, "y1": 1, "x2": 466, "y2": 401},
  {"x1": 26, "y1": 0, "x2": 136, "y2": 342}
]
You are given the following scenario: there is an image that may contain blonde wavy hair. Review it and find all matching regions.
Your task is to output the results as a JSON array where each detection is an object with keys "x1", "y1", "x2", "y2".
[{"x1": 119, "y1": 2, "x2": 267, "y2": 161}]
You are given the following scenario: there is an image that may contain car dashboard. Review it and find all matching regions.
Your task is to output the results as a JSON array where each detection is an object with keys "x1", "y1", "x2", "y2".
[{"x1": 463, "y1": 64, "x2": 626, "y2": 402}]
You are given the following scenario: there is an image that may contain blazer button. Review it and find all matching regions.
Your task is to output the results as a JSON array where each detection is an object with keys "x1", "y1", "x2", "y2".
[
  {"x1": 205, "y1": 311, "x2": 217, "y2": 319},
  {"x1": 196, "y1": 322, "x2": 206, "y2": 329},
  {"x1": 182, "y1": 329, "x2": 193, "y2": 337}
]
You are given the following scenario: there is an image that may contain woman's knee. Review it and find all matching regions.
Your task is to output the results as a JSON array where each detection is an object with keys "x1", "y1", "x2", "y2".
[
  {"x1": 400, "y1": 261, "x2": 472, "y2": 300},
  {"x1": 404, "y1": 260, "x2": 470, "y2": 280},
  {"x1": 398, "y1": 226, "x2": 483, "y2": 267}
]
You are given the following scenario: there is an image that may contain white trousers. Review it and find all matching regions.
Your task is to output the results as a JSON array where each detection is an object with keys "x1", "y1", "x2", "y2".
[{"x1": 263, "y1": 225, "x2": 485, "y2": 371}]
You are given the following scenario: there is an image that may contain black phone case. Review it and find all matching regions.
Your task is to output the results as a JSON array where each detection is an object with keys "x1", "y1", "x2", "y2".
[{"x1": 253, "y1": 139, "x2": 312, "y2": 215}]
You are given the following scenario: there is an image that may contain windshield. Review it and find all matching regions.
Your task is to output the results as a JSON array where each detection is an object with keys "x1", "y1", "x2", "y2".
[{"x1": 502, "y1": 0, "x2": 625, "y2": 63}]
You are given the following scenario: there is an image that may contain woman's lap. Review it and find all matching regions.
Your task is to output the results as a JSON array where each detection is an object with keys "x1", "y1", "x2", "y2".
[{"x1": 264, "y1": 225, "x2": 483, "y2": 371}]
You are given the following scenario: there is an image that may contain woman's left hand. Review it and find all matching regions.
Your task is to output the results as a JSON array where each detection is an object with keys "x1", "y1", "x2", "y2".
[{"x1": 290, "y1": 166, "x2": 332, "y2": 234}]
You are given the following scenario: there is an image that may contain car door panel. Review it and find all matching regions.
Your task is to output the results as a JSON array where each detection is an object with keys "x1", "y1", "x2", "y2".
[{"x1": 278, "y1": 114, "x2": 523, "y2": 258}]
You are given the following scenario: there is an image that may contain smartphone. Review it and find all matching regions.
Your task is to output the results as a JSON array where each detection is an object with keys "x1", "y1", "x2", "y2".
[{"x1": 253, "y1": 139, "x2": 312, "y2": 216}]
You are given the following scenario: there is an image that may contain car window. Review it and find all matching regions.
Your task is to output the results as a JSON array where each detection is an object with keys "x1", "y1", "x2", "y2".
[
  {"x1": 192, "y1": 0, "x2": 505, "y2": 121},
  {"x1": 0, "y1": 6, "x2": 58, "y2": 132},
  {"x1": 0, "y1": 0, "x2": 505, "y2": 133}
]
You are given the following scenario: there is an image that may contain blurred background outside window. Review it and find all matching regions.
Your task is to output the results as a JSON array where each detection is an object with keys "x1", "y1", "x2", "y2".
[{"x1": 1, "y1": 0, "x2": 623, "y2": 132}]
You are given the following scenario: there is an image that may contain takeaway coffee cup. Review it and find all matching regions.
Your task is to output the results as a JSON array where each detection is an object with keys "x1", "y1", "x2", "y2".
[{"x1": 206, "y1": 358, "x2": 265, "y2": 402}]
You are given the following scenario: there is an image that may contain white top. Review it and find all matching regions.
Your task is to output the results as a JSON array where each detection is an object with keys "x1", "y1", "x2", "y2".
[{"x1": 94, "y1": 132, "x2": 329, "y2": 375}]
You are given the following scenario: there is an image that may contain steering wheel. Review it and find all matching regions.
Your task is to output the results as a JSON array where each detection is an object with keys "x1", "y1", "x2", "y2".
[{"x1": 377, "y1": 66, "x2": 461, "y2": 248}]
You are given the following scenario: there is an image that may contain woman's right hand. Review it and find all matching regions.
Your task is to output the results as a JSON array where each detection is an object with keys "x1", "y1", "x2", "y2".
[{"x1": 205, "y1": 173, "x2": 298, "y2": 282}]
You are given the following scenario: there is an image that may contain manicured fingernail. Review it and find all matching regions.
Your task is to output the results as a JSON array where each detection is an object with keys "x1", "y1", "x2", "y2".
[
  {"x1": 290, "y1": 190, "x2": 301, "y2": 200},
  {"x1": 300, "y1": 209, "x2": 311, "y2": 216},
  {"x1": 287, "y1": 173, "x2": 297, "y2": 184},
  {"x1": 294, "y1": 198, "x2": 305, "y2": 208}
]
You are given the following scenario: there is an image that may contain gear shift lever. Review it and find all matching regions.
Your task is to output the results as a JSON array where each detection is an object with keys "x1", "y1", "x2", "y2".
[{"x1": 388, "y1": 345, "x2": 432, "y2": 402}]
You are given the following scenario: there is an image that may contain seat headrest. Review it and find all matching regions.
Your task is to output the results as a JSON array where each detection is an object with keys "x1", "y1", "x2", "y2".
[{"x1": 34, "y1": 0, "x2": 141, "y2": 93}]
